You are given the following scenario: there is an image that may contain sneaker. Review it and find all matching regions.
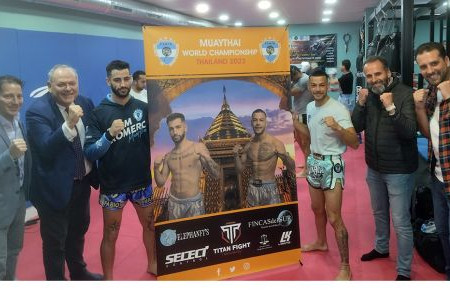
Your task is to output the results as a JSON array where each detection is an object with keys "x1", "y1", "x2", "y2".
[{"x1": 361, "y1": 249, "x2": 389, "y2": 261}]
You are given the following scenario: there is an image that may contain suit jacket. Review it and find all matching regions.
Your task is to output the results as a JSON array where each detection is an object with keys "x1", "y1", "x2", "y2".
[
  {"x1": 0, "y1": 120, "x2": 32, "y2": 228},
  {"x1": 26, "y1": 93, "x2": 98, "y2": 210}
]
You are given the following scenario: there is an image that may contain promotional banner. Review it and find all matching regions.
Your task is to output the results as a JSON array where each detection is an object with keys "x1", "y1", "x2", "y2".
[
  {"x1": 143, "y1": 26, "x2": 301, "y2": 280},
  {"x1": 289, "y1": 34, "x2": 337, "y2": 68}
]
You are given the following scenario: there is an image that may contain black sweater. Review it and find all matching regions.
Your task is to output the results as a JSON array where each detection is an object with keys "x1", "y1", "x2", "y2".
[
  {"x1": 351, "y1": 78, "x2": 418, "y2": 174},
  {"x1": 85, "y1": 97, "x2": 151, "y2": 194}
]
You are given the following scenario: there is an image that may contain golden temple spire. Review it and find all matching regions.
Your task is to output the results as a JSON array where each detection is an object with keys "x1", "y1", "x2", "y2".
[{"x1": 222, "y1": 85, "x2": 230, "y2": 111}]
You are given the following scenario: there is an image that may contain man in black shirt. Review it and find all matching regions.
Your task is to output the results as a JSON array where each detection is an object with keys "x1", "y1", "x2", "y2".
[{"x1": 338, "y1": 59, "x2": 355, "y2": 111}]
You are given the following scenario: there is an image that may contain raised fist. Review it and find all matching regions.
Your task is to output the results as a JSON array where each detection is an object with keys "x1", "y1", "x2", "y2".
[
  {"x1": 358, "y1": 88, "x2": 369, "y2": 106},
  {"x1": 413, "y1": 89, "x2": 428, "y2": 110},
  {"x1": 108, "y1": 119, "x2": 125, "y2": 137},
  {"x1": 9, "y1": 138, "x2": 27, "y2": 159},
  {"x1": 67, "y1": 104, "x2": 83, "y2": 129}
]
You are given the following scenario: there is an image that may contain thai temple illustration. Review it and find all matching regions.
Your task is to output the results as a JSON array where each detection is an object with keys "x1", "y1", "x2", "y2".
[{"x1": 154, "y1": 86, "x2": 296, "y2": 221}]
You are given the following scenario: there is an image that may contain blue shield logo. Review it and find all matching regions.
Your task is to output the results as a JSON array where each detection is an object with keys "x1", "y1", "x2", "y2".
[
  {"x1": 260, "y1": 39, "x2": 280, "y2": 63},
  {"x1": 154, "y1": 38, "x2": 178, "y2": 66},
  {"x1": 133, "y1": 109, "x2": 143, "y2": 122}
]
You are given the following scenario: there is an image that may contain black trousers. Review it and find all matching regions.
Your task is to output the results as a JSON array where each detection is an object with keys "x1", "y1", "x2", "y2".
[{"x1": 33, "y1": 178, "x2": 91, "y2": 280}]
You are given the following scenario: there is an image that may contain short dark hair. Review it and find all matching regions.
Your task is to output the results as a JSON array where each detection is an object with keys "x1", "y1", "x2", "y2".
[
  {"x1": 166, "y1": 112, "x2": 185, "y2": 124},
  {"x1": 309, "y1": 68, "x2": 329, "y2": 80},
  {"x1": 415, "y1": 42, "x2": 447, "y2": 60},
  {"x1": 251, "y1": 109, "x2": 266, "y2": 118},
  {"x1": 364, "y1": 56, "x2": 389, "y2": 70},
  {"x1": 342, "y1": 59, "x2": 351, "y2": 71},
  {"x1": 0, "y1": 75, "x2": 23, "y2": 95},
  {"x1": 132, "y1": 70, "x2": 146, "y2": 81},
  {"x1": 106, "y1": 60, "x2": 130, "y2": 77}
]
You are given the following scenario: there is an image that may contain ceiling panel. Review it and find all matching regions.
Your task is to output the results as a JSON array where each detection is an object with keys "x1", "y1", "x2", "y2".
[{"x1": 139, "y1": 0, "x2": 381, "y2": 26}]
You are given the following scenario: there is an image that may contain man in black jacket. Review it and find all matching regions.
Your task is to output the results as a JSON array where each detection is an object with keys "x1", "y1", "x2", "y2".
[{"x1": 352, "y1": 56, "x2": 417, "y2": 280}]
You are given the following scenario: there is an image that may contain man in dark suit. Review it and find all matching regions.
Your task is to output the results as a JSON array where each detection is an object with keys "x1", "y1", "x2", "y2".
[
  {"x1": 0, "y1": 75, "x2": 31, "y2": 280},
  {"x1": 26, "y1": 65, "x2": 102, "y2": 280}
]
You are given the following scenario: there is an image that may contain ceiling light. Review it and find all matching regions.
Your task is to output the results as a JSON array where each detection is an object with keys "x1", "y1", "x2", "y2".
[
  {"x1": 258, "y1": 1, "x2": 272, "y2": 10},
  {"x1": 219, "y1": 14, "x2": 229, "y2": 21},
  {"x1": 323, "y1": 10, "x2": 333, "y2": 15},
  {"x1": 325, "y1": 0, "x2": 337, "y2": 4},
  {"x1": 269, "y1": 11, "x2": 279, "y2": 18},
  {"x1": 195, "y1": 3, "x2": 209, "y2": 14},
  {"x1": 322, "y1": 18, "x2": 331, "y2": 22},
  {"x1": 235, "y1": 21, "x2": 243, "y2": 26},
  {"x1": 277, "y1": 19, "x2": 286, "y2": 25}
]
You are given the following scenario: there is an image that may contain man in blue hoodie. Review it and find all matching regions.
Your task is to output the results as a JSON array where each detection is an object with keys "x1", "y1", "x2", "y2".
[{"x1": 84, "y1": 60, "x2": 155, "y2": 280}]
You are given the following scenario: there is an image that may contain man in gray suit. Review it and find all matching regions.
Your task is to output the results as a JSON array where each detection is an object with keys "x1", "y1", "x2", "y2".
[{"x1": 0, "y1": 75, "x2": 31, "y2": 280}]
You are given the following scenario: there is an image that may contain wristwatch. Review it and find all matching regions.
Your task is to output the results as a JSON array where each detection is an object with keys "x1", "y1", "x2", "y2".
[{"x1": 385, "y1": 104, "x2": 396, "y2": 116}]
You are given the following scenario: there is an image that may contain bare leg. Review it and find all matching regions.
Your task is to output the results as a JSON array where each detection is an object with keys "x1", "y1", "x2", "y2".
[
  {"x1": 294, "y1": 129, "x2": 311, "y2": 177},
  {"x1": 302, "y1": 186, "x2": 328, "y2": 252},
  {"x1": 134, "y1": 203, "x2": 157, "y2": 275},
  {"x1": 324, "y1": 181, "x2": 351, "y2": 280},
  {"x1": 100, "y1": 208, "x2": 123, "y2": 280}
]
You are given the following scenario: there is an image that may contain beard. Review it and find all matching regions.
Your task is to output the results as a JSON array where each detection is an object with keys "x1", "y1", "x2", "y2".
[
  {"x1": 111, "y1": 85, "x2": 131, "y2": 99},
  {"x1": 171, "y1": 132, "x2": 186, "y2": 144},
  {"x1": 368, "y1": 79, "x2": 388, "y2": 95}
]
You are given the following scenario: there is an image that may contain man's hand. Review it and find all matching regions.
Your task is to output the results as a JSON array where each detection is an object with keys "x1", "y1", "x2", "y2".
[
  {"x1": 9, "y1": 138, "x2": 27, "y2": 160},
  {"x1": 438, "y1": 80, "x2": 450, "y2": 100},
  {"x1": 67, "y1": 104, "x2": 84, "y2": 129},
  {"x1": 323, "y1": 116, "x2": 342, "y2": 131},
  {"x1": 358, "y1": 88, "x2": 369, "y2": 106},
  {"x1": 380, "y1": 92, "x2": 394, "y2": 109},
  {"x1": 108, "y1": 119, "x2": 125, "y2": 137},
  {"x1": 413, "y1": 89, "x2": 428, "y2": 110}
]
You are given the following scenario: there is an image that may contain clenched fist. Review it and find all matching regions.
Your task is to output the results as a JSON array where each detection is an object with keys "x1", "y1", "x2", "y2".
[
  {"x1": 9, "y1": 138, "x2": 27, "y2": 160},
  {"x1": 67, "y1": 104, "x2": 84, "y2": 129},
  {"x1": 380, "y1": 92, "x2": 394, "y2": 109},
  {"x1": 413, "y1": 89, "x2": 428, "y2": 110},
  {"x1": 438, "y1": 80, "x2": 450, "y2": 100},
  {"x1": 323, "y1": 116, "x2": 342, "y2": 131},
  {"x1": 358, "y1": 88, "x2": 369, "y2": 106},
  {"x1": 108, "y1": 119, "x2": 125, "y2": 137}
]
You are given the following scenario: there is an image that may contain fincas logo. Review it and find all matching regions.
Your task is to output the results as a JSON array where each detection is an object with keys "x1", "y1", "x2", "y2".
[
  {"x1": 221, "y1": 222, "x2": 241, "y2": 244},
  {"x1": 154, "y1": 38, "x2": 179, "y2": 66},
  {"x1": 248, "y1": 210, "x2": 294, "y2": 229}
]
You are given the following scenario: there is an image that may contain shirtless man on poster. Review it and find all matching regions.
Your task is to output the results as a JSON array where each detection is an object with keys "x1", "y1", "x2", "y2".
[
  {"x1": 233, "y1": 109, "x2": 295, "y2": 207},
  {"x1": 154, "y1": 113, "x2": 220, "y2": 220}
]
